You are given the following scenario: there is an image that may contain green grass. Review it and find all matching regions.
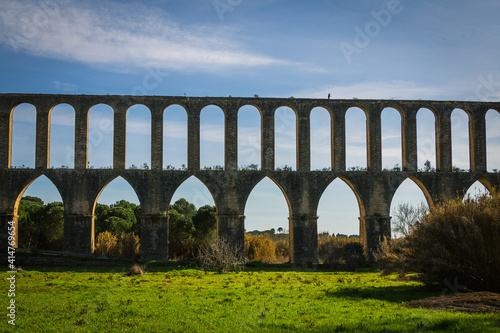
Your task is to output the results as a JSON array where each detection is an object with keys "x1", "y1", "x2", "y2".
[{"x1": 2, "y1": 264, "x2": 499, "y2": 332}]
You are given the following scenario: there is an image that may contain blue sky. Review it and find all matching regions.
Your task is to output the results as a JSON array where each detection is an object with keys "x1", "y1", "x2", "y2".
[{"x1": 2, "y1": 0, "x2": 499, "y2": 236}]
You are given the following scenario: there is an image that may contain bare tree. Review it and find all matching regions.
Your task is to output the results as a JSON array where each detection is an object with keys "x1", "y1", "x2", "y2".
[{"x1": 391, "y1": 202, "x2": 427, "y2": 238}]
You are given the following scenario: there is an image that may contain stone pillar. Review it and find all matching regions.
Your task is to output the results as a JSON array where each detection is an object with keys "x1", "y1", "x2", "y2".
[
  {"x1": 35, "y1": 106, "x2": 51, "y2": 169},
  {"x1": 359, "y1": 214, "x2": 391, "y2": 260},
  {"x1": 469, "y1": 108, "x2": 487, "y2": 172},
  {"x1": 366, "y1": 107, "x2": 382, "y2": 171},
  {"x1": 74, "y1": 105, "x2": 89, "y2": 169},
  {"x1": 332, "y1": 108, "x2": 346, "y2": 171},
  {"x1": 217, "y1": 213, "x2": 245, "y2": 258},
  {"x1": 113, "y1": 106, "x2": 127, "y2": 169},
  {"x1": 225, "y1": 110, "x2": 238, "y2": 171},
  {"x1": 296, "y1": 110, "x2": 310, "y2": 171},
  {"x1": 150, "y1": 106, "x2": 164, "y2": 170},
  {"x1": 435, "y1": 108, "x2": 452, "y2": 172},
  {"x1": 141, "y1": 214, "x2": 169, "y2": 260},
  {"x1": 289, "y1": 214, "x2": 318, "y2": 266},
  {"x1": 63, "y1": 214, "x2": 94, "y2": 253},
  {"x1": 261, "y1": 108, "x2": 275, "y2": 170},
  {"x1": 402, "y1": 107, "x2": 418, "y2": 171},
  {"x1": 0, "y1": 214, "x2": 17, "y2": 252},
  {"x1": 0, "y1": 105, "x2": 12, "y2": 169},
  {"x1": 187, "y1": 109, "x2": 200, "y2": 170}
]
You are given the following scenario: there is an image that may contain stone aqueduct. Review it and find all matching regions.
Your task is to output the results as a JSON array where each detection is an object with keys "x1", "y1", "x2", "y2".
[{"x1": 1, "y1": 94, "x2": 499, "y2": 265}]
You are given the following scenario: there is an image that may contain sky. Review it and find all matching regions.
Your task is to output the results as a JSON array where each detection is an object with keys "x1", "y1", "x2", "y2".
[{"x1": 2, "y1": 0, "x2": 500, "y2": 236}]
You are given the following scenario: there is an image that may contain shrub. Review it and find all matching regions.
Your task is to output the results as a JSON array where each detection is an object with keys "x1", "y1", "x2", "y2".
[
  {"x1": 197, "y1": 236, "x2": 245, "y2": 273},
  {"x1": 318, "y1": 234, "x2": 365, "y2": 270},
  {"x1": 127, "y1": 263, "x2": 145, "y2": 276},
  {"x1": 377, "y1": 194, "x2": 500, "y2": 292},
  {"x1": 119, "y1": 232, "x2": 140, "y2": 258},
  {"x1": 94, "y1": 231, "x2": 118, "y2": 256},
  {"x1": 245, "y1": 234, "x2": 276, "y2": 263}
]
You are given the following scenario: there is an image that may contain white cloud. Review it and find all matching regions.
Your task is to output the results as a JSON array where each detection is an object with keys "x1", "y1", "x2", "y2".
[{"x1": 0, "y1": 0, "x2": 292, "y2": 73}]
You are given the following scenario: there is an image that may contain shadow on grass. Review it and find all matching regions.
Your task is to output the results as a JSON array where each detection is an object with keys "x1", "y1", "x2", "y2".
[{"x1": 324, "y1": 283, "x2": 441, "y2": 303}]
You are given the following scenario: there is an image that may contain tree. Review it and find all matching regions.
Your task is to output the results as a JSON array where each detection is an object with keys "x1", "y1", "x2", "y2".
[
  {"x1": 17, "y1": 197, "x2": 45, "y2": 249},
  {"x1": 391, "y1": 202, "x2": 427, "y2": 238},
  {"x1": 192, "y1": 205, "x2": 217, "y2": 242}
]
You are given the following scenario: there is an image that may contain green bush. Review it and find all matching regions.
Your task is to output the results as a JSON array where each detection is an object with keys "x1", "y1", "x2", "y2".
[
  {"x1": 318, "y1": 234, "x2": 365, "y2": 270},
  {"x1": 377, "y1": 193, "x2": 500, "y2": 292}
]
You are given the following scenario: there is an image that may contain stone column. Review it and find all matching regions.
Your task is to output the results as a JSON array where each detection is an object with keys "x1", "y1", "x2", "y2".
[
  {"x1": 113, "y1": 106, "x2": 127, "y2": 169},
  {"x1": 0, "y1": 214, "x2": 17, "y2": 251},
  {"x1": 74, "y1": 105, "x2": 89, "y2": 169},
  {"x1": 261, "y1": 108, "x2": 275, "y2": 170},
  {"x1": 296, "y1": 109, "x2": 310, "y2": 171},
  {"x1": 225, "y1": 110, "x2": 238, "y2": 171},
  {"x1": 435, "y1": 108, "x2": 452, "y2": 172},
  {"x1": 332, "y1": 108, "x2": 346, "y2": 171},
  {"x1": 0, "y1": 104, "x2": 12, "y2": 169},
  {"x1": 289, "y1": 214, "x2": 318, "y2": 266},
  {"x1": 187, "y1": 109, "x2": 200, "y2": 170},
  {"x1": 402, "y1": 107, "x2": 418, "y2": 171},
  {"x1": 35, "y1": 106, "x2": 51, "y2": 169},
  {"x1": 63, "y1": 214, "x2": 94, "y2": 253},
  {"x1": 141, "y1": 214, "x2": 169, "y2": 260},
  {"x1": 366, "y1": 107, "x2": 382, "y2": 171},
  {"x1": 150, "y1": 105, "x2": 164, "y2": 170},
  {"x1": 217, "y1": 213, "x2": 245, "y2": 258},
  {"x1": 469, "y1": 108, "x2": 487, "y2": 172},
  {"x1": 359, "y1": 214, "x2": 391, "y2": 260}
]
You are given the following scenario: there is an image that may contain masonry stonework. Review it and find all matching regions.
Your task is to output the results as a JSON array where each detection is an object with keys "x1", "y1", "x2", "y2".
[{"x1": 0, "y1": 94, "x2": 499, "y2": 265}]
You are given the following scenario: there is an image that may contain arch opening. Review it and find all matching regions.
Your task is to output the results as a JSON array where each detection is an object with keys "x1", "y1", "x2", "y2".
[
  {"x1": 390, "y1": 178, "x2": 430, "y2": 239},
  {"x1": 169, "y1": 176, "x2": 217, "y2": 260},
  {"x1": 126, "y1": 104, "x2": 151, "y2": 169},
  {"x1": 16, "y1": 175, "x2": 64, "y2": 251},
  {"x1": 163, "y1": 104, "x2": 188, "y2": 170},
  {"x1": 11, "y1": 103, "x2": 36, "y2": 168},
  {"x1": 381, "y1": 107, "x2": 402, "y2": 170},
  {"x1": 238, "y1": 105, "x2": 261, "y2": 170},
  {"x1": 50, "y1": 103, "x2": 75, "y2": 169},
  {"x1": 486, "y1": 109, "x2": 500, "y2": 172},
  {"x1": 88, "y1": 104, "x2": 113, "y2": 169},
  {"x1": 244, "y1": 176, "x2": 291, "y2": 263},
  {"x1": 310, "y1": 107, "x2": 331, "y2": 170},
  {"x1": 274, "y1": 106, "x2": 296, "y2": 170},
  {"x1": 451, "y1": 108, "x2": 470, "y2": 171},
  {"x1": 417, "y1": 108, "x2": 436, "y2": 171},
  {"x1": 200, "y1": 105, "x2": 224, "y2": 170},
  {"x1": 94, "y1": 176, "x2": 142, "y2": 257},
  {"x1": 463, "y1": 180, "x2": 491, "y2": 201},
  {"x1": 345, "y1": 107, "x2": 367, "y2": 170}
]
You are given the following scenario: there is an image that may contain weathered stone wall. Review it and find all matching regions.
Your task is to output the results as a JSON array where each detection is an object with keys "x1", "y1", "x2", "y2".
[{"x1": 0, "y1": 94, "x2": 499, "y2": 264}]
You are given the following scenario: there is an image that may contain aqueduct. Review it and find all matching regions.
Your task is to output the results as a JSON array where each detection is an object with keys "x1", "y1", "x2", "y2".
[{"x1": 1, "y1": 94, "x2": 499, "y2": 265}]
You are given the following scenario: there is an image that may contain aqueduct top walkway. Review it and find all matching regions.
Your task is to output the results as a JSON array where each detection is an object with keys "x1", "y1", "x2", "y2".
[{"x1": 0, "y1": 94, "x2": 499, "y2": 264}]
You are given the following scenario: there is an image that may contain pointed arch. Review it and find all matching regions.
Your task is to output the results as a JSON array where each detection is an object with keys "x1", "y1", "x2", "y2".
[
  {"x1": 381, "y1": 107, "x2": 402, "y2": 170},
  {"x1": 275, "y1": 106, "x2": 297, "y2": 170},
  {"x1": 345, "y1": 107, "x2": 367, "y2": 170},
  {"x1": 11, "y1": 103, "x2": 36, "y2": 168},
  {"x1": 238, "y1": 105, "x2": 261, "y2": 169},
  {"x1": 463, "y1": 180, "x2": 491, "y2": 201},
  {"x1": 50, "y1": 103, "x2": 75, "y2": 168},
  {"x1": 126, "y1": 104, "x2": 151, "y2": 169},
  {"x1": 163, "y1": 104, "x2": 188, "y2": 170},
  {"x1": 390, "y1": 178, "x2": 430, "y2": 238},
  {"x1": 417, "y1": 108, "x2": 436, "y2": 171},
  {"x1": 94, "y1": 175, "x2": 141, "y2": 208},
  {"x1": 317, "y1": 177, "x2": 361, "y2": 236},
  {"x1": 310, "y1": 107, "x2": 331, "y2": 170},
  {"x1": 451, "y1": 108, "x2": 470, "y2": 171},
  {"x1": 200, "y1": 105, "x2": 224, "y2": 169},
  {"x1": 88, "y1": 104, "x2": 113, "y2": 169},
  {"x1": 486, "y1": 109, "x2": 500, "y2": 172},
  {"x1": 170, "y1": 175, "x2": 216, "y2": 210},
  {"x1": 15, "y1": 174, "x2": 64, "y2": 250}
]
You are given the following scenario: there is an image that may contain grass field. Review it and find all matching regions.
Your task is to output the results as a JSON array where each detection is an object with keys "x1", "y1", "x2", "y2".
[{"x1": 2, "y1": 263, "x2": 499, "y2": 332}]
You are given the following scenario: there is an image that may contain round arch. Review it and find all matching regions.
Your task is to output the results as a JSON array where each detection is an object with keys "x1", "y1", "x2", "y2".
[
  {"x1": 238, "y1": 105, "x2": 261, "y2": 170},
  {"x1": 11, "y1": 103, "x2": 36, "y2": 168},
  {"x1": 49, "y1": 103, "x2": 75, "y2": 169},
  {"x1": 274, "y1": 106, "x2": 297, "y2": 170},
  {"x1": 126, "y1": 104, "x2": 152, "y2": 169},
  {"x1": 200, "y1": 105, "x2": 225, "y2": 169},
  {"x1": 163, "y1": 104, "x2": 188, "y2": 170}
]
